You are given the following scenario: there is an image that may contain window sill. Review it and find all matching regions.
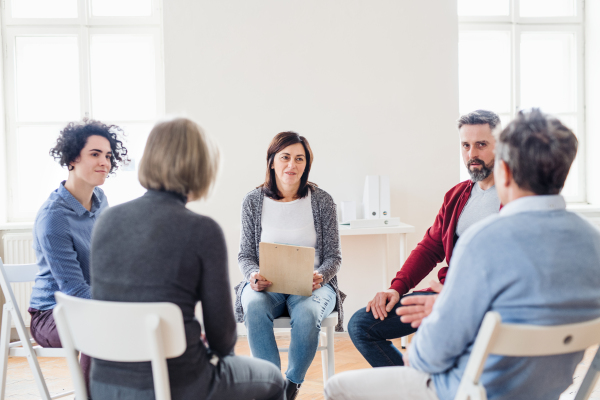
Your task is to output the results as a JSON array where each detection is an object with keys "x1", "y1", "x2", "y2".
[
  {"x1": 567, "y1": 203, "x2": 600, "y2": 215},
  {"x1": 0, "y1": 203, "x2": 598, "y2": 232},
  {"x1": 0, "y1": 222, "x2": 34, "y2": 231}
]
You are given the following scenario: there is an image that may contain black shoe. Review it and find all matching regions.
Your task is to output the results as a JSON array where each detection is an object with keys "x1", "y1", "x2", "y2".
[{"x1": 285, "y1": 379, "x2": 301, "y2": 400}]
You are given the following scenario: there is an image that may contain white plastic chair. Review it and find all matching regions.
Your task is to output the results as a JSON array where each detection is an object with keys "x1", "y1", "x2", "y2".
[
  {"x1": 0, "y1": 259, "x2": 74, "y2": 400},
  {"x1": 455, "y1": 311, "x2": 600, "y2": 400},
  {"x1": 53, "y1": 291, "x2": 187, "y2": 400},
  {"x1": 273, "y1": 311, "x2": 338, "y2": 382}
]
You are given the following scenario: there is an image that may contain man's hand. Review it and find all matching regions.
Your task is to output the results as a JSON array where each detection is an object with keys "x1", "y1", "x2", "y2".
[
  {"x1": 396, "y1": 280, "x2": 443, "y2": 328},
  {"x1": 366, "y1": 289, "x2": 400, "y2": 321},
  {"x1": 249, "y1": 272, "x2": 272, "y2": 292},
  {"x1": 312, "y1": 271, "x2": 324, "y2": 291},
  {"x1": 402, "y1": 352, "x2": 410, "y2": 367}
]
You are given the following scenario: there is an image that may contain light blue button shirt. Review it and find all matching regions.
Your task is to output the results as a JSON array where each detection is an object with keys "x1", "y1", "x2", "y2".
[
  {"x1": 409, "y1": 195, "x2": 600, "y2": 400},
  {"x1": 29, "y1": 181, "x2": 108, "y2": 310}
]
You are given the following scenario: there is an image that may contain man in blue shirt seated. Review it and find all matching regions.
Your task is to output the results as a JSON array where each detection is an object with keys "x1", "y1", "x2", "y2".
[{"x1": 324, "y1": 108, "x2": 600, "y2": 400}]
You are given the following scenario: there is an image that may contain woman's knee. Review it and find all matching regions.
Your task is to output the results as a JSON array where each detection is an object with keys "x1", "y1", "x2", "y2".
[
  {"x1": 243, "y1": 295, "x2": 274, "y2": 325},
  {"x1": 255, "y1": 359, "x2": 286, "y2": 391},
  {"x1": 30, "y1": 312, "x2": 62, "y2": 348},
  {"x1": 290, "y1": 306, "x2": 322, "y2": 332},
  {"x1": 219, "y1": 356, "x2": 285, "y2": 399}
]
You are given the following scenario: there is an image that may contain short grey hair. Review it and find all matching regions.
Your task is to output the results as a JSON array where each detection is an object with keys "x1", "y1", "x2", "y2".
[
  {"x1": 139, "y1": 118, "x2": 220, "y2": 200},
  {"x1": 495, "y1": 108, "x2": 577, "y2": 195},
  {"x1": 458, "y1": 110, "x2": 501, "y2": 131}
]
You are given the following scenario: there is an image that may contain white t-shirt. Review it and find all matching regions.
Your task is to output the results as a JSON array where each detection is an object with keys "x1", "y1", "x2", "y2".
[
  {"x1": 260, "y1": 190, "x2": 319, "y2": 268},
  {"x1": 455, "y1": 183, "x2": 501, "y2": 237}
]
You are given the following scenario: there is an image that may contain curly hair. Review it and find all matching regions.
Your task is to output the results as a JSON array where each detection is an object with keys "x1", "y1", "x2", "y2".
[{"x1": 50, "y1": 119, "x2": 128, "y2": 174}]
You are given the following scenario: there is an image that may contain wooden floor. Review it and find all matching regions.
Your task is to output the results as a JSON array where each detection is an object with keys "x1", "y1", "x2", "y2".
[{"x1": 3, "y1": 334, "x2": 600, "y2": 399}]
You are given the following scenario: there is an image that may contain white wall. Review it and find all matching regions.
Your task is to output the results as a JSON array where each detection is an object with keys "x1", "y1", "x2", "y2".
[
  {"x1": 163, "y1": 0, "x2": 459, "y2": 330},
  {"x1": 586, "y1": 0, "x2": 600, "y2": 205}
]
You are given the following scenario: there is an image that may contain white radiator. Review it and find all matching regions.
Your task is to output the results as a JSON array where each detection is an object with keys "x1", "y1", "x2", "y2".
[{"x1": 3, "y1": 233, "x2": 36, "y2": 327}]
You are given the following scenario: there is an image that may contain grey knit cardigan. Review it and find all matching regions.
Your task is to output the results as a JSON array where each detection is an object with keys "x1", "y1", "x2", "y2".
[{"x1": 234, "y1": 186, "x2": 346, "y2": 332}]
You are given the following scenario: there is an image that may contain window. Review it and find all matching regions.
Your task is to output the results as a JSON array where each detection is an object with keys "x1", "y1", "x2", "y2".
[
  {"x1": 1, "y1": 0, "x2": 164, "y2": 222},
  {"x1": 458, "y1": 0, "x2": 584, "y2": 202}
]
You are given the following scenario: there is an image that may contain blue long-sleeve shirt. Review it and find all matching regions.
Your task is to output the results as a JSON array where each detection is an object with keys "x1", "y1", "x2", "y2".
[
  {"x1": 409, "y1": 195, "x2": 600, "y2": 400},
  {"x1": 29, "y1": 182, "x2": 107, "y2": 310}
]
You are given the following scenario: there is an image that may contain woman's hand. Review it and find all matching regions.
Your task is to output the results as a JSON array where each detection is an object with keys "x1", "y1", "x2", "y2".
[
  {"x1": 312, "y1": 271, "x2": 324, "y2": 291},
  {"x1": 249, "y1": 272, "x2": 272, "y2": 292}
]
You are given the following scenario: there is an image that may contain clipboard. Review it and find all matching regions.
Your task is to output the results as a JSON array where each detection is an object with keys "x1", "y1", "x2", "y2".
[{"x1": 259, "y1": 242, "x2": 315, "y2": 297}]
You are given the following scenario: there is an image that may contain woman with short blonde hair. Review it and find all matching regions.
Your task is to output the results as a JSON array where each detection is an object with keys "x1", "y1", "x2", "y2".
[
  {"x1": 138, "y1": 118, "x2": 219, "y2": 200},
  {"x1": 90, "y1": 118, "x2": 285, "y2": 400}
]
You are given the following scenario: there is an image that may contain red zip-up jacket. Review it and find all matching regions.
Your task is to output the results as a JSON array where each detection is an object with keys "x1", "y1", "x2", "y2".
[{"x1": 389, "y1": 180, "x2": 476, "y2": 296}]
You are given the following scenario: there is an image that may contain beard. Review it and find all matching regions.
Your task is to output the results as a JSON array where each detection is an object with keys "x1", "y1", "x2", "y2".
[{"x1": 467, "y1": 158, "x2": 494, "y2": 182}]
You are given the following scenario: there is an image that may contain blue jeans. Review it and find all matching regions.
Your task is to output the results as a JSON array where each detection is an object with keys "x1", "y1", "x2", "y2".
[
  {"x1": 241, "y1": 282, "x2": 337, "y2": 384},
  {"x1": 348, "y1": 292, "x2": 438, "y2": 367}
]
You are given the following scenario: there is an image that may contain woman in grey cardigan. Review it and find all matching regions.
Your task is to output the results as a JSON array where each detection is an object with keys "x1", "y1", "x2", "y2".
[{"x1": 235, "y1": 131, "x2": 345, "y2": 400}]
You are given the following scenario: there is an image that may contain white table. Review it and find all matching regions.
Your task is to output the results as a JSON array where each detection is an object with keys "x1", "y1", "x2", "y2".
[
  {"x1": 339, "y1": 223, "x2": 416, "y2": 348},
  {"x1": 339, "y1": 223, "x2": 416, "y2": 290}
]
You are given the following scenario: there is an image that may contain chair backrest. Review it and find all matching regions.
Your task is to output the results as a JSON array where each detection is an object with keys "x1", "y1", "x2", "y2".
[
  {"x1": 0, "y1": 259, "x2": 38, "y2": 330},
  {"x1": 491, "y1": 314, "x2": 600, "y2": 357},
  {"x1": 53, "y1": 292, "x2": 186, "y2": 362},
  {"x1": 0, "y1": 261, "x2": 38, "y2": 284},
  {"x1": 0, "y1": 260, "x2": 38, "y2": 305},
  {"x1": 53, "y1": 292, "x2": 187, "y2": 400},
  {"x1": 273, "y1": 311, "x2": 338, "y2": 329},
  {"x1": 457, "y1": 311, "x2": 600, "y2": 400}
]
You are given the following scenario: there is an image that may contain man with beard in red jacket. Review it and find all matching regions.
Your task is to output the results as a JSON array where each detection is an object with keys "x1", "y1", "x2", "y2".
[{"x1": 348, "y1": 109, "x2": 502, "y2": 367}]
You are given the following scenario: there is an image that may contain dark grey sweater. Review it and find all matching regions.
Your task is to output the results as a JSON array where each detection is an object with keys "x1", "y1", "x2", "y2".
[{"x1": 90, "y1": 190, "x2": 236, "y2": 390}]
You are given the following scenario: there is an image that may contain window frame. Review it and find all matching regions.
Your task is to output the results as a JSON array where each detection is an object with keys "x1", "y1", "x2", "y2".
[
  {"x1": 458, "y1": 0, "x2": 586, "y2": 203},
  {"x1": 2, "y1": 0, "x2": 162, "y2": 26},
  {"x1": 514, "y1": 0, "x2": 583, "y2": 24},
  {"x1": 0, "y1": 0, "x2": 165, "y2": 223}
]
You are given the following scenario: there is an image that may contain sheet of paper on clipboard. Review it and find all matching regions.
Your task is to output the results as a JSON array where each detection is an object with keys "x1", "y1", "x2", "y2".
[{"x1": 259, "y1": 242, "x2": 315, "y2": 297}]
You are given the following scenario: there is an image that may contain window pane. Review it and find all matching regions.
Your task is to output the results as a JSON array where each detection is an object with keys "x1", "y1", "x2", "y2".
[
  {"x1": 458, "y1": 0, "x2": 509, "y2": 16},
  {"x1": 15, "y1": 37, "x2": 80, "y2": 122},
  {"x1": 14, "y1": 126, "x2": 67, "y2": 218},
  {"x1": 561, "y1": 154, "x2": 579, "y2": 198},
  {"x1": 498, "y1": 114, "x2": 512, "y2": 131},
  {"x1": 90, "y1": 34, "x2": 157, "y2": 121},
  {"x1": 459, "y1": 31, "x2": 511, "y2": 114},
  {"x1": 520, "y1": 32, "x2": 577, "y2": 113},
  {"x1": 101, "y1": 123, "x2": 152, "y2": 206},
  {"x1": 91, "y1": 0, "x2": 152, "y2": 17},
  {"x1": 11, "y1": 0, "x2": 77, "y2": 18},
  {"x1": 520, "y1": 0, "x2": 576, "y2": 17}
]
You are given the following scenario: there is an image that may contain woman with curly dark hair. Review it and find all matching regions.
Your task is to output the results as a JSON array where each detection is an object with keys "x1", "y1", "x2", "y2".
[{"x1": 28, "y1": 119, "x2": 128, "y2": 391}]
